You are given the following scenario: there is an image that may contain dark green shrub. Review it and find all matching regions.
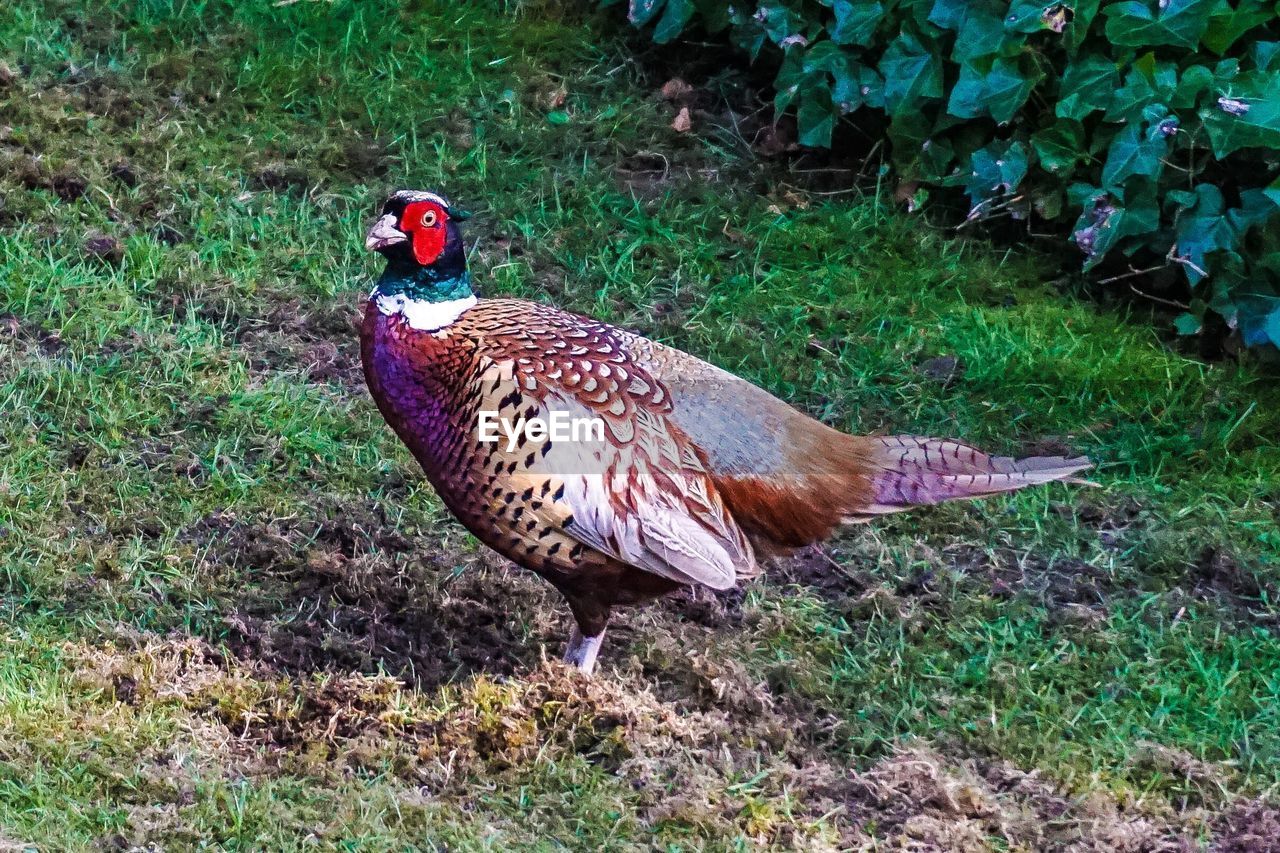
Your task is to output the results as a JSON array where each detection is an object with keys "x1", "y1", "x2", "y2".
[{"x1": 615, "y1": 0, "x2": 1280, "y2": 347}]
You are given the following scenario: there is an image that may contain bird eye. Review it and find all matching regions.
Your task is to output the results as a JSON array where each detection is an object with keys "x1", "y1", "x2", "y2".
[{"x1": 422, "y1": 210, "x2": 438, "y2": 227}]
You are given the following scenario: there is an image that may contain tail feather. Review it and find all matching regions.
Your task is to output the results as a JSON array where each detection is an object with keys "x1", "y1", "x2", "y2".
[{"x1": 855, "y1": 435, "x2": 1093, "y2": 516}]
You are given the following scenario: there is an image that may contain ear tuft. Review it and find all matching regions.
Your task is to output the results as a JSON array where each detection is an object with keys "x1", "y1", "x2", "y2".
[{"x1": 449, "y1": 206, "x2": 472, "y2": 222}]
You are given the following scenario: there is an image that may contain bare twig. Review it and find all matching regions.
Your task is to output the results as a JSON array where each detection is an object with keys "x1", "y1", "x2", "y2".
[
  {"x1": 1096, "y1": 264, "x2": 1167, "y2": 286},
  {"x1": 1130, "y1": 283, "x2": 1191, "y2": 311},
  {"x1": 855, "y1": 139, "x2": 883, "y2": 180},
  {"x1": 1167, "y1": 251, "x2": 1208, "y2": 281},
  {"x1": 957, "y1": 194, "x2": 1024, "y2": 229},
  {"x1": 778, "y1": 181, "x2": 865, "y2": 197}
]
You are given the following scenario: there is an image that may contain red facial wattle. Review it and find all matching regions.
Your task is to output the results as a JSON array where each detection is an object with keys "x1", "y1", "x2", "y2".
[{"x1": 400, "y1": 200, "x2": 447, "y2": 265}]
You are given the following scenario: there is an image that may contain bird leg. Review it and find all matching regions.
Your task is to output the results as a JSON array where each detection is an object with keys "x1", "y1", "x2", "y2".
[{"x1": 563, "y1": 624, "x2": 608, "y2": 675}]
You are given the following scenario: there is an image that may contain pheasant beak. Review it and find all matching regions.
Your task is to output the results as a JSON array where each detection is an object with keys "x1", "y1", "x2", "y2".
[{"x1": 365, "y1": 213, "x2": 407, "y2": 252}]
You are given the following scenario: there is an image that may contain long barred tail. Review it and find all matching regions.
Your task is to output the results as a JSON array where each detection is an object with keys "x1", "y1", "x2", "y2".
[{"x1": 854, "y1": 435, "x2": 1093, "y2": 516}]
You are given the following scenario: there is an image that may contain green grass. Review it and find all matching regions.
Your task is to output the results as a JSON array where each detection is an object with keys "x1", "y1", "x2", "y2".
[{"x1": 1, "y1": 0, "x2": 1279, "y2": 848}]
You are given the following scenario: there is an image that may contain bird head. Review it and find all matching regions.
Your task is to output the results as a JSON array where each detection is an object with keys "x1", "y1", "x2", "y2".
[{"x1": 365, "y1": 189, "x2": 470, "y2": 272}]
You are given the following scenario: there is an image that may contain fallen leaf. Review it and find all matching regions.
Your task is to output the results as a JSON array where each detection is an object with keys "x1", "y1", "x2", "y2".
[
  {"x1": 660, "y1": 78, "x2": 693, "y2": 101},
  {"x1": 893, "y1": 180, "x2": 920, "y2": 205},
  {"x1": 671, "y1": 107, "x2": 692, "y2": 133},
  {"x1": 542, "y1": 87, "x2": 567, "y2": 110},
  {"x1": 781, "y1": 190, "x2": 810, "y2": 210}
]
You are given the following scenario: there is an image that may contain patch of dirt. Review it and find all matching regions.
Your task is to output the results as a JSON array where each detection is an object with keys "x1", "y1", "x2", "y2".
[
  {"x1": 1065, "y1": 494, "x2": 1147, "y2": 550},
  {"x1": 757, "y1": 537, "x2": 1121, "y2": 631},
  {"x1": 184, "y1": 497, "x2": 557, "y2": 688},
  {"x1": 606, "y1": 66, "x2": 776, "y2": 198},
  {"x1": 66, "y1": 630, "x2": 1278, "y2": 849},
  {"x1": 1121, "y1": 544, "x2": 1280, "y2": 633},
  {"x1": 83, "y1": 232, "x2": 124, "y2": 265},
  {"x1": 766, "y1": 544, "x2": 872, "y2": 603},
  {"x1": 1187, "y1": 547, "x2": 1279, "y2": 630},
  {"x1": 1131, "y1": 739, "x2": 1243, "y2": 814},
  {"x1": 149, "y1": 277, "x2": 246, "y2": 330},
  {"x1": 1214, "y1": 800, "x2": 1280, "y2": 852},
  {"x1": 945, "y1": 544, "x2": 1119, "y2": 614},
  {"x1": 68, "y1": 631, "x2": 236, "y2": 707},
  {"x1": 236, "y1": 298, "x2": 365, "y2": 388},
  {"x1": 831, "y1": 745, "x2": 1226, "y2": 850},
  {"x1": 614, "y1": 150, "x2": 682, "y2": 196},
  {"x1": 251, "y1": 162, "x2": 313, "y2": 195},
  {"x1": 0, "y1": 67, "x2": 184, "y2": 230},
  {"x1": 660, "y1": 583, "x2": 746, "y2": 629},
  {"x1": 0, "y1": 313, "x2": 66, "y2": 355},
  {"x1": 917, "y1": 354, "x2": 964, "y2": 385},
  {"x1": 333, "y1": 135, "x2": 390, "y2": 178},
  {"x1": 51, "y1": 169, "x2": 88, "y2": 201}
]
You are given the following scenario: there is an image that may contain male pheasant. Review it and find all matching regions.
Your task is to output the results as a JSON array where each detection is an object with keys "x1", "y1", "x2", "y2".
[{"x1": 360, "y1": 189, "x2": 1092, "y2": 675}]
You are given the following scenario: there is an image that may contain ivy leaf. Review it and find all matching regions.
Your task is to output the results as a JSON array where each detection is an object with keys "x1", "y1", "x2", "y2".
[
  {"x1": 1173, "y1": 64, "x2": 1214, "y2": 109},
  {"x1": 829, "y1": 0, "x2": 883, "y2": 46},
  {"x1": 927, "y1": 0, "x2": 1001, "y2": 30},
  {"x1": 777, "y1": 42, "x2": 883, "y2": 118},
  {"x1": 729, "y1": 4, "x2": 804, "y2": 58},
  {"x1": 1065, "y1": 0, "x2": 1104, "y2": 51},
  {"x1": 1265, "y1": 176, "x2": 1280, "y2": 209},
  {"x1": 1170, "y1": 183, "x2": 1234, "y2": 284},
  {"x1": 798, "y1": 86, "x2": 837, "y2": 147},
  {"x1": 1258, "y1": 306, "x2": 1280, "y2": 347},
  {"x1": 653, "y1": 0, "x2": 694, "y2": 42},
  {"x1": 1100, "y1": 121, "x2": 1169, "y2": 188},
  {"x1": 1034, "y1": 186, "x2": 1065, "y2": 220},
  {"x1": 629, "y1": 0, "x2": 667, "y2": 27},
  {"x1": 802, "y1": 39, "x2": 847, "y2": 73},
  {"x1": 1173, "y1": 311, "x2": 1203, "y2": 335},
  {"x1": 727, "y1": 7, "x2": 768, "y2": 59},
  {"x1": 759, "y1": 4, "x2": 805, "y2": 45},
  {"x1": 1057, "y1": 55, "x2": 1120, "y2": 120},
  {"x1": 1031, "y1": 119, "x2": 1086, "y2": 175},
  {"x1": 1239, "y1": 296, "x2": 1280, "y2": 347},
  {"x1": 774, "y1": 49, "x2": 807, "y2": 113},
  {"x1": 1208, "y1": 275, "x2": 1241, "y2": 328},
  {"x1": 831, "y1": 58, "x2": 885, "y2": 111},
  {"x1": 920, "y1": 135, "x2": 956, "y2": 177},
  {"x1": 879, "y1": 31, "x2": 944, "y2": 115},
  {"x1": 1103, "y1": 0, "x2": 1215, "y2": 51},
  {"x1": 1069, "y1": 184, "x2": 1160, "y2": 268},
  {"x1": 1223, "y1": 190, "x2": 1280, "y2": 260},
  {"x1": 1005, "y1": 1, "x2": 1071, "y2": 34},
  {"x1": 1104, "y1": 56, "x2": 1177, "y2": 121},
  {"x1": 946, "y1": 140, "x2": 1029, "y2": 210},
  {"x1": 928, "y1": 0, "x2": 1011, "y2": 60},
  {"x1": 887, "y1": 110, "x2": 934, "y2": 172},
  {"x1": 1200, "y1": 70, "x2": 1280, "y2": 155},
  {"x1": 1252, "y1": 40, "x2": 1280, "y2": 72},
  {"x1": 1203, "y1": 1, "x2": 1273, "y2": 56},
  {"x1": 1212, "y1": 56, "x2": 1242, "y2": 85},
  {"x1": 949, "y1": 56, "x2": 1040, "y2": 123}
]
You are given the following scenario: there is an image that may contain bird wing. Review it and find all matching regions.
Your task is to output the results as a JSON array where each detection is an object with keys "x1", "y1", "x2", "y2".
[
  {"x1": 468, "y1": 303, "x2": 756, "y2": 590},
  {"x1": 465, "y1": 299, "x2": 1089, "y2": 566}
]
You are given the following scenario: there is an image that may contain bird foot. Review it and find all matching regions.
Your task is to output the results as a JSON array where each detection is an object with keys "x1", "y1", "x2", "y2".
[{"x1": 563, "y1": 625, "x2": 607, "y2": 676}]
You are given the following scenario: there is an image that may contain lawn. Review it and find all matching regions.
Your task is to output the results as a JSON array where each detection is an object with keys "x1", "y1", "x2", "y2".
[{"x1": 1, "y1": 0, "x2": 1279, "y2": 848}]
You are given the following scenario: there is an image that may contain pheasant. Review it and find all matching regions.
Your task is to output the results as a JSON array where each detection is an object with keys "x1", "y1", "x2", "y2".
[{"x1": 360, "y1": 189, "x2": 1092, "y2": 675}]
